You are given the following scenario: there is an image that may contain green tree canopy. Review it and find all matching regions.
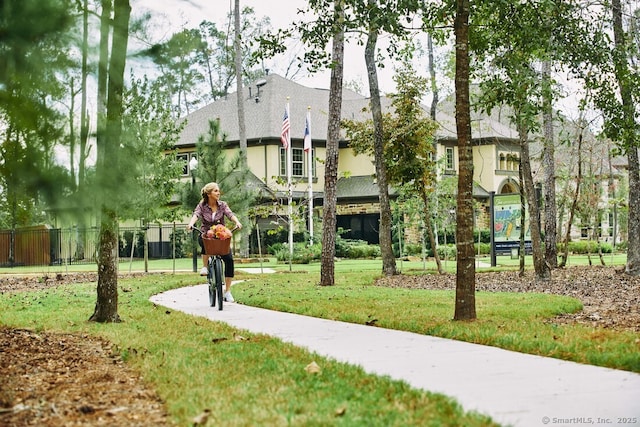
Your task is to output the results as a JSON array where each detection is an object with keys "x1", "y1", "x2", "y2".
[{"x1": 184, "y1": 119, "x2": 256, "y2": 230}]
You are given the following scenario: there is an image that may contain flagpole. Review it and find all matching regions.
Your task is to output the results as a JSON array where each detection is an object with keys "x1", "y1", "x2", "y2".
[
  {"x1": 286, "y1": 99, "x2": 293, "y2": 270},
  {"x1": 305, "y1": 107, "x2": 313, "y2": 246}
]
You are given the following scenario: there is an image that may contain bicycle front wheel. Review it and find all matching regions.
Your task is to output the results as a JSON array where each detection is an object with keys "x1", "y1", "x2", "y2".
[
  {"x1": 213, "y1": 257, "x2": 224, "y2": 311},
  {"x1": 207, "y1": 260, "x2": 216, "y2": 307}
]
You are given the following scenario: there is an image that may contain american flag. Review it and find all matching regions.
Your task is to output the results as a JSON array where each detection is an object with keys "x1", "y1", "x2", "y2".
[
  {"x1": 303, "y1": 112, "x2": 311, "y2": 152},
  {"x1": 280, "y1": 107, "x2": 290, "y2": 149}
]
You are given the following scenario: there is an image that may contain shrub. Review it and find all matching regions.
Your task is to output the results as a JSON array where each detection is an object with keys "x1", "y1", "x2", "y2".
[
  {"x1": 267, "y1": 242, "x2": 285, "y2": 256},
  {"x1": 473, "y1": 229, "x2": 491, "y2": 244},
  {"x1": 473, "y1": 242, "x2": 491, "y2": 255},
  {"x1": 272, "y1": 236, "x2": 382, "y2": 261},
  {"x1": 436, "y1": 244, "x2": 456, "y2": 260},
  {"x1": 274, "y1": 243, "x2": 322, "y2": 264},
  {"x1": 404, "y1": 243, "x2": 424, "y2": 257},
  {"x1": 346, "y1": 244, "x2": 380, "y2": 259},
  {"x1": 558, "y1": 241, "x2": 613, "y2": 254},
  {"x1": 335, "y1": 237, "x2": 372, "y2": 258},
  {"x1": 169, "y1": 230, "x2": 187, "y2": 258}
]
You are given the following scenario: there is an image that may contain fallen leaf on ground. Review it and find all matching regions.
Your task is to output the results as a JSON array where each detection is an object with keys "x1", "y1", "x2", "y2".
[{"x1": 305, "y1": 361, "x2": 321, "y2": 374}]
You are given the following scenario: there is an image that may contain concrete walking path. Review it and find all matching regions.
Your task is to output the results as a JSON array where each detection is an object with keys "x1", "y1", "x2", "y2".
[{"x1": 150, "y1": 283, "x2": 640, "y2": 427}]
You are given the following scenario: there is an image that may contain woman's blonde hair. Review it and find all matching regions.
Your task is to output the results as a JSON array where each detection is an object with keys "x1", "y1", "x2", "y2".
[{"x1": 201, "y1": 182, "x2": 219, "y2": 201}]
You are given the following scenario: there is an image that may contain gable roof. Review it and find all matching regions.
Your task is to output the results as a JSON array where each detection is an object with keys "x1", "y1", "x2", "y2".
[
  {"x1": 176, "y1": 73, "x2": 367, "y2": 147},
  {"x1": 176, "y1": 73, "x2": 518, "y2": 147}
]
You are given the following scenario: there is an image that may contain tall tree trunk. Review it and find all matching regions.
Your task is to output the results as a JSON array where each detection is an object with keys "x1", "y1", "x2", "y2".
[
  {"x1": 425, "y1": 32, "x2": 444, "y2": 273},
  {"x1": 75, "y1": 0, "x2": 90, "y2": 262},
  {"x1": 518, "y1": 121, "x2": 550, "y2": 280},
  {"x1": 607, "y1": 150, "x2": 618, "y2": 250},
  {"x1": 612, "y1": 0, "x2": 640, "y2": 275},
  {"x1": 234, "y1": 0, "x2": 249, "y2": 257},
  {"x1": 453, "y1": 0, "x2": 476, "y2": 321},
  {"x1": 93, "y1": 0, "x2": 111, "y2": 316},
  {"x1": 419, "y1": 185, "x2": 443, "y2": 274},
  {"x1": 320, "y1": 0, "x2": 345, "y2": 287},
  {"x1": 364, "y1": 21, "x2": 396, "y2": 277},
  {"x1": 541, "y1": 60, "x2": 558, "y2": 268},
  {"x1": 96, "y1": 0, "x2": 110, "y2": 168},
  {"x1": 519, "y1": 162, "x2": 526, "y2": 276},
  {"x1": 559, "y1": 129, "x2": 583, "y2": 268},
  {"x1": 626, "y1": 148, "x2": 640, "y2": 275},
  {"x1": 234, "y1": 0, "x2": 247, "y2": 159},
  {"x1": 69, "y1": 78, "x2": 76, "y2": 186},
  {"x1": 79, "y1": 0, "x2": 89, "y2": 190},
  {"x1": 427, "y1": 33, "x2": 438, "y2": 121},
  {"x1": 90, "y1": 0, "x2": 130, "y2": 322}
]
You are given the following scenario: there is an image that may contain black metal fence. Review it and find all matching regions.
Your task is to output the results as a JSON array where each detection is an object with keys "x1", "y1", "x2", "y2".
[{"x1": 0, "y1": 224, "x2": 193, "y2": 267}]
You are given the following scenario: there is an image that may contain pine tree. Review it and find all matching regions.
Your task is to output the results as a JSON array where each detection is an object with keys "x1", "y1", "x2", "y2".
[{"x1": 183, "y1": 119, "x2": 255, "y2": 253}]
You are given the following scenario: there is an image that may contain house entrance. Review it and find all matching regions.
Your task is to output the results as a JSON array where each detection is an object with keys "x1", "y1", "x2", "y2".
[{"x1": 336, "y1": 214, "x2": 380, "y2": 244}]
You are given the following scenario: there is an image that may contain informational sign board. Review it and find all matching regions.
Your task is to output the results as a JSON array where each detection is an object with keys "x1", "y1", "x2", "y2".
[{"x1": 493, "y1": 193, "x2": 531, "y2": 254}]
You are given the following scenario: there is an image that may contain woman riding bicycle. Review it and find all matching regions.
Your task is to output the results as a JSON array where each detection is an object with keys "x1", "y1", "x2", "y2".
[{"x1": 186, "y1": 182, "x2": 242, "y2": 302}]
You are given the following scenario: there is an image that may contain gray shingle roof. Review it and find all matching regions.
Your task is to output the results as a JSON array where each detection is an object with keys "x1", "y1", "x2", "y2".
[
  {"x1": 336, "y1": 175, "x2": 490, "y2": 200},
  {"x1": 176, "y1": 73, "x2": 518, "y2": 147},
  {"x1": 336, "y1": 175, "x2": 382, "y2": 199},
  {"x1": 177, "y1": 73, "x2": 368, "y2": 146}
]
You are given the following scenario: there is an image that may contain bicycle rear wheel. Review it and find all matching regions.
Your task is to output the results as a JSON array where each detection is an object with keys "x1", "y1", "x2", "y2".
[
  {"x1": 213, "y1": 257, "x2": 224, "y2": 311},
  {"x1": 207, "y1": 259, "x2": 216, "y2": 307}
]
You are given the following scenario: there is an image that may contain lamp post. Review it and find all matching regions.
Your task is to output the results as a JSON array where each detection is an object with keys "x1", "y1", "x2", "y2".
[{"x1": 189, "y1": 157, "x2": 198, "y2": 272}]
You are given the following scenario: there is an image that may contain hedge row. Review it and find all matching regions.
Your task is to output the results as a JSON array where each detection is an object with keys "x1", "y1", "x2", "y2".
[{"x1": 269, "y1": 239, "x2": 616, "y2": 263}]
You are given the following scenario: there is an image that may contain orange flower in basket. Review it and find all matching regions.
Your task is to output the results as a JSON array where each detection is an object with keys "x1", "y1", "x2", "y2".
[{"x1": 209, "y1": 224, "x2": 232, "y2": 240}]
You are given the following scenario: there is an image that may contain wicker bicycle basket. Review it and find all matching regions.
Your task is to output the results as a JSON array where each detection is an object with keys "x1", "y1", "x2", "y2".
[{"x1": 202, "y1": 236, "x2": 231, "y2": 255}]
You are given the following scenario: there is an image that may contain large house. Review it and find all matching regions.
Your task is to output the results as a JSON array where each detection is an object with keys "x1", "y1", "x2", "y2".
[{"x1": 174, "y1": 73, "x2": 524, "y2": 245}]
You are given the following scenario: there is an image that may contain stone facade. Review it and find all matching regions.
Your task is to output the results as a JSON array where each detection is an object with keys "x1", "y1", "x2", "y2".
[{"x1": 336, "y1": 203, "x2": 381, "y2": 216}]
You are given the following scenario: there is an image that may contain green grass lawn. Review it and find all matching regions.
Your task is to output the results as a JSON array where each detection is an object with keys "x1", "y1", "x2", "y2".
[
  {"x1": 0, "y1": 274, "x2": 497, "y2": 426},
  {"x1": 1, "y1": 255, "x2": 637, "y2": 425},
  {"x1": 0, "y1": 252, "x2": 628, "y2": 276},
  {"x1": 231, "y1": 269, "x2": 639, "y2": 373}
]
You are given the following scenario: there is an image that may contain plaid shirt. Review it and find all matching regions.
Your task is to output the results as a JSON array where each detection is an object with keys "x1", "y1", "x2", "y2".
[{"x1": 193, "y1": 200, "x2": 235, "y2": 234}]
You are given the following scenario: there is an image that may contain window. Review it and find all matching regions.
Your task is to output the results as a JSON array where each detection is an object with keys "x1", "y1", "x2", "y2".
[
  {"x1": 445, "y1": 147, "x2": 455, "y2": 171},
  {"x1": 177, "y1": 153, "x2": 197, "y2": 176},
  {"x1": 581, "y1": 227, "x2": 589, "y2": 238},
  {"x1": 280, "y1": 147, "x2": 315, "y2": 178},
  {"x1": 498, "y1": 151, "x2": 520, "y2": 171},
  {"x1": 292, "y1": 148, "x2": 304, "y2": 176},
  {"x1": 512, "y1": 155, "x2": 520, "y2": 170},
  {"x1": 609, "y1": 212, "x2": 614, "y2": 236},
  {"x1": 177, "y1": 153, "x2": 188, "y2": 176}
]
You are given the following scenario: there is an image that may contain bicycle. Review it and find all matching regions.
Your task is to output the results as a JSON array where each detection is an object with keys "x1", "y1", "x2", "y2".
[{"x1": 201, "y1": 227, "x2": 236, "y2": 310}]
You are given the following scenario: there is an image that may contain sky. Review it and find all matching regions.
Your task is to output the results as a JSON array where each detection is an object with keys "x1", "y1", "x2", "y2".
[
  {"x1": 136, "y1": 0, "x2": 583, "y2": 118},
  {"x1": 135, "y1": 0, "x2": 429, "y2": 97}
]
